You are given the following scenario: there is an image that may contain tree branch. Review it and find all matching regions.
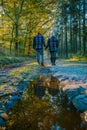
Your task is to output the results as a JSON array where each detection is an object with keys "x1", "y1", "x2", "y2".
[{"x1": 1, "y1": 0, "x2": 16, "y2": 24}]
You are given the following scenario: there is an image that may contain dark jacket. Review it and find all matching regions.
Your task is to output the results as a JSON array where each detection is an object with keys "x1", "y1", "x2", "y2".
[
  {"x1": 33, "y1": 33, "x2": 45, "y2": 50},
  {"x1": 46, "y1": 36, "x2": 59, "y2": 52}
]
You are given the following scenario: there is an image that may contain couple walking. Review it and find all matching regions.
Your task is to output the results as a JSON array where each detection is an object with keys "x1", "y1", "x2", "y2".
[{"x1": 33, "y1": 30, "x2": 59, "y2": 66}]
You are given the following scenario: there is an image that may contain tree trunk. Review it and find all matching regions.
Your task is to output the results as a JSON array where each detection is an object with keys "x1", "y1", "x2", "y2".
[
  {"x1": 70, "y1": 14, "x2": 73, "y2": 56},
  {"x1": 78, "y1": 2, "x2": 81, "y2": 51},
  {"x1": 15, "y1": 24, "x2": 19, "y2": 56},
  {"x1": 83, "y1": 0, "x2": 86, "y2": 54},
  {"x1": 65, "y1": 25, "x2": 68, "y2": 58},
  {"x1": 10, "y1": 25, "x2": 14, "y2": 55}
]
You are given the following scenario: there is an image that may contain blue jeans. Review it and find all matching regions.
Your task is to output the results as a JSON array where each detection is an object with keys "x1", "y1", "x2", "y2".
[
  {"x1": 36, "y1": 49, "x2": 44, "y2": 64},
  {"x1": 50, "y1": 51, "x2": 56, "y2": 65}
]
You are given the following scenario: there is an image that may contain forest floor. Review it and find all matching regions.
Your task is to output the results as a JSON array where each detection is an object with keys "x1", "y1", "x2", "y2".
[
  {"x1": 0, "y1": 58, "x2": 87, "y2": 101},
  {"x1": 0, "y1": 58, "x2": 87, "y2": 128},
  {"x1": 46, "y1": 59, "x2": 87, "y2": 90},
  {"x1": 0, "y1": 59, "x2": 87, "y2": 91}
]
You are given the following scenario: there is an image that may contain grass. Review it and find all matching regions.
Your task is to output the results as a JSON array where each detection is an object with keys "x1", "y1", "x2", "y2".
[
  {"x1": 66, "y1": 53, "x2": 87, "y2": 62},
  {"x1": 0, "y1": 56, "x2": 35, "y2": 67},
  {"x1": 67, "y1": 57, "x2": 87, "y2": 62}
]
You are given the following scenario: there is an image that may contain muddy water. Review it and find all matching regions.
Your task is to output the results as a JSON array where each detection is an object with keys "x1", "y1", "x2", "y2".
[{"x1": 6, "y1": 76, "x2": 86, "y2": 130}]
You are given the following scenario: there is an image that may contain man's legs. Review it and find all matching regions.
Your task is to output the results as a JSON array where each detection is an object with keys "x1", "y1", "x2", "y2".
[
  {"x1": 36, "y1": 49, "x2": 44, "y2": 65},
  {"x1": 40, "y1": 49, "x2": 44, "y2": 66},
  {"x1": 36, "y1": 50, "x2": 40, "y2": 64}
]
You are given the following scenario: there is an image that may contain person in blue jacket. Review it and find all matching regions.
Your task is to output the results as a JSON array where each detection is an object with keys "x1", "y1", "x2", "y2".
[
  {"x1": 33, "y1": 30, "x2": 45, "y2": 66},
  {"x1": 46, "y1": 31, "x2": 59, "y2": 65}
]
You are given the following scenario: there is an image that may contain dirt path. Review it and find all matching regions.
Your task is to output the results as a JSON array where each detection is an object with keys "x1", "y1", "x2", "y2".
[
  {"x1": 0, "y1": 59, "x2": 87, "y2": 127},
  {"x1": 46, "y1": 60, "x2": 87, "y2": 90},
  {"x1": 0, "y1": 59, "x2": 87, "y2": 96}
]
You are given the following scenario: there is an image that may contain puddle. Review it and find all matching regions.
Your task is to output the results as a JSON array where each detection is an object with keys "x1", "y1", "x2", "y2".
[{"x1": 6, "y1": 75, "x2": 86, "y2": 130}]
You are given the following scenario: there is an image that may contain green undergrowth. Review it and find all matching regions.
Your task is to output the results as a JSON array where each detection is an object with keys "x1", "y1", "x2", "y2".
[
  {"x1": 0, "y1": 56, "x2": 35, "y2": 66},
  {"x1": 66, "y1": 52, "x2": 87, "y2": 62},
  {"x1": 68, "y1": 56, "x2": 87, "y2": 62}
]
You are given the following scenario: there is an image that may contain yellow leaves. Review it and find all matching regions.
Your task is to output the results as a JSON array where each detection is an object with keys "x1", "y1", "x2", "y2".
[
  {"x1": 0, "y1": 127, "x2": 6, "y2": 130},
  {"x1": 12, "y1": 0, "x2": 18, "y2": 2},
  {"x1": 64, "y1": 0, "x2": 69, "y2": 2},
  {"x1": 9, "y1": 3, "x2": 14, "y2": 8},
  {"x1": 8, "y1": 0, "x2": 17, "y2": 2},
  {"x1": 1, "y1": 113, "x2": 8, "y2": 120},
  {"x1": 8, "y1": 120, "x2": 14, "y2": 127},
  {"x1": 1, "y1": 0, "x2": 58, "y2": 56},
  {"x1": 14, "y1": 36, "x2": 22, "y2": 42}
]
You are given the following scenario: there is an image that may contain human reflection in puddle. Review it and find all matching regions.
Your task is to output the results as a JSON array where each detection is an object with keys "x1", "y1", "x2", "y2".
[
  {"x1": 33, "y1": 75, "x2": 46, "y2": 98},
  {"x1": 33, "y1": 75, "x2": 61, "y2": 98}
]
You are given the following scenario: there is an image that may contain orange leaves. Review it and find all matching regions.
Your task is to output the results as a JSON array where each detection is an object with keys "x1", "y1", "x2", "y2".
[{"x1": 9, "y1": 3, "x2": 14, "y2": 8}]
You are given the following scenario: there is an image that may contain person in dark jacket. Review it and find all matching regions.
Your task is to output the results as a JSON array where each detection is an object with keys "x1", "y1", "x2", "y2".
[
  {"x1": 46, "y1": 32, "x2": 59, "y2": 65},
  {"x1": 33, "y1": 30, "x2": 45, "y2": 66}
]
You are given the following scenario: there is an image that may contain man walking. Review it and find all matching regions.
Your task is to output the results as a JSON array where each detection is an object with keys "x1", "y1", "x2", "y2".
[
  {"x1": 33, "y1": 30, "x2": 45, "y2": 66},
  {"x1": 46, "y1": 32, "x2": 59, "y2": 65}
]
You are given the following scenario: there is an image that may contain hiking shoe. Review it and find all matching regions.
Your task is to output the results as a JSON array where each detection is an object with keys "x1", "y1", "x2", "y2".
[
  {"x1": 41, "y1": 63, "x2": 44, "y2": 66},
  {"x1": 52, "y1": 63, "x2": 56, "y2": 65}
]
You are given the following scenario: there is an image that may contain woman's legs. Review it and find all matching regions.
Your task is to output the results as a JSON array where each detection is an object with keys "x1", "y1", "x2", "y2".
[{"x1": 50, "y1": 51, "x2": 56, "y2": 65}]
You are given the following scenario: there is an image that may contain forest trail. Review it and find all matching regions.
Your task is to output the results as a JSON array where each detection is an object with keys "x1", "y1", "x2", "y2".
[
  {"x1": 45, "y1": 59, "x2": 87, "y2": 90},
  {"x1": 0, "y1": 59, "x2": 87, "y2": 92},
  {"x1": 0, "y1": 59, "x2": 87, "y2": 104},
  {"x1": 0, "y1": 59, "x2": 87, "y2": 127}
]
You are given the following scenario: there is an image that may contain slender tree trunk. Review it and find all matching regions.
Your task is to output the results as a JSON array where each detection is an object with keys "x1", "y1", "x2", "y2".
[
  {"x1": 70, "y1": 14, "x2": 73, "y2": 56},
  {"x1": 83, "y1": 0, "x2": 86, "y2": 54},
  {"x1": 61, "y1": 26, "x2": 64, "y2": 57},
  {"x1": 74, "y1": 17, "x2": 78, "y2": 53},
  {"x1": 65, "y1": 24, "x2": 68, "y2": 57},
  {"x1": 72, "y1": 20, "x2": 75, "y2": 53},
  {"x1": 10, "y1": 25, "x2": 14, "y2": 54},
  {"x1": 78, "y1": 2, "x2": 81, "y2": 51},
  {"x1": 15, "y1": 23, "x2": 19, "y2": 56},
  {"x1": 23, "y1": 37, "x2": 27, "y2": 56}
]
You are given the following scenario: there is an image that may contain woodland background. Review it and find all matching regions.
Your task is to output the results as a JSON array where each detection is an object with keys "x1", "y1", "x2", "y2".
[{"x1": 0, "y1": 0, "x2": 87, "y2": 58}]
